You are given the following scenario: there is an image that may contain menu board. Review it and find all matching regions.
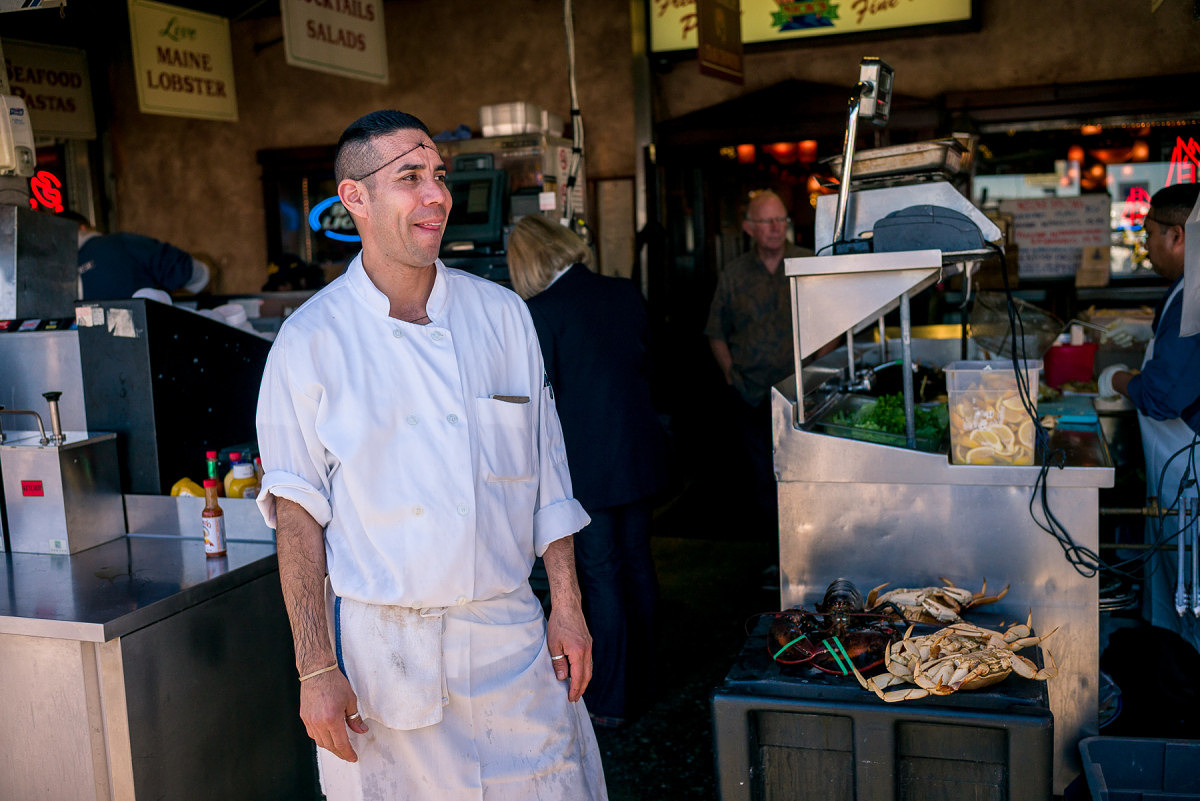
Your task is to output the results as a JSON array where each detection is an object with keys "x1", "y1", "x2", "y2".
[{"x1": 998, "y1": 195, "x2": 1111, "y2": 278}]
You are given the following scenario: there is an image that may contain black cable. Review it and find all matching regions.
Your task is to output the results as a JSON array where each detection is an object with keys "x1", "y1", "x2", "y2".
[
  {"x1": 1140, "y1": 432, "x2": 1200, "y2": 586},
  {"x1": 991, "y1": 242, "x2": 1119, "y2": 578}
]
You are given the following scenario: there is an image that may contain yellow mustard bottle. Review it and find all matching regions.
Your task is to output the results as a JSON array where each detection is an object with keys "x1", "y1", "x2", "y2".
[
  {"x1": 227, "y1": 459, "x2": 260, "y2": 500},
  {"x1": 171, "y1": 477, "x2": 205, "y2": 497},
  {"x1": 222, "y1": 451, "x2": 242, "y2": 496}
]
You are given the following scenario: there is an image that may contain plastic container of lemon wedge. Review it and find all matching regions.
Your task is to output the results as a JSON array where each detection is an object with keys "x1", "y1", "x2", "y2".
[{"x1": 944, "y1": 360, "x2": 1042, "y2": 465}]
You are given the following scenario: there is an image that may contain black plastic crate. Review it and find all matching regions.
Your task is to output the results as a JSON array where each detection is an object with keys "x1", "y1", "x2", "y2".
[
  {"x1": 1079, "y1": 736, "x2": 1200, "y2": 800},
  {"x1": 713, "y1": 619, "x2": 1054, "y2": 801}
]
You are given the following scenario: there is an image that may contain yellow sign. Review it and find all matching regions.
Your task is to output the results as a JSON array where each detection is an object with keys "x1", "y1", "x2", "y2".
[
  {"x1": 281, "y1": 0, "x2": 388, "y2": 85},
  {"x1": 128, "y1": 0, "x2": 238, "y2": 122},
  {"x1": 651, "y1": 0, "x2": 973, "y2": 52},
  {"x1": 2, "y1": 39, "x2": 96, "y2": 139}
]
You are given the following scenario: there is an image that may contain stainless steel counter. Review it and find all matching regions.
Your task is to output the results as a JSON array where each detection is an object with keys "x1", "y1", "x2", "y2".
[
  {"x1": 0, "y1": 534, "x2": 318, "y2": 801},
  {"x1": 774, "y1": 375, "x2": 1112, "y2": 795},
  {"x1": 0, "y1": 535, "x2": 279, "y2": 640},
  {"x1": 777, "y1": 247, "x2": 1114, "y2": 794}
]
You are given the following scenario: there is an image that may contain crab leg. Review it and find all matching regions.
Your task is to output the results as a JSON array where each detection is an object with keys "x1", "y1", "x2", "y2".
[{"x1": 1011, "y1": 649, "x2": 1058, "y2": 681}]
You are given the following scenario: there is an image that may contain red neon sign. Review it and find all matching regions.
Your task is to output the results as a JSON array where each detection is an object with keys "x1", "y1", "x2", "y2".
[
  {"x1": 1120, "y1": 186, "x2": 1151, "y2": 230},
  {"x1": 28, "y1": 170, "x2": 64, "y2": 213},
  {"x1": 1166, "y1": 136, "x2": 1199, "y2": 186}
]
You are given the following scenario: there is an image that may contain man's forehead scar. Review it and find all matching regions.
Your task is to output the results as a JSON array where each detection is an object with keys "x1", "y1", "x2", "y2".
[{"x1": 352, "y1": 141, "x2": 441, "y2": 181}]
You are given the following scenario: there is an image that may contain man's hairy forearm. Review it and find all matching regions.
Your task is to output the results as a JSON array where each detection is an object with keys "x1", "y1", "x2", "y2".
[
  {"x1": 276, "y1": 497, "x2": 335, "y2": 673},
  {"x1": 542, "y1": 536, "x2": 582, "y2": 609}
]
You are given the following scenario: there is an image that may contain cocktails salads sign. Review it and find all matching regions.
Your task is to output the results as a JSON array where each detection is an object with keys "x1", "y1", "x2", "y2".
[
  {"x1": 280, "y1": 0, "x2": 388, "y2": 85},
  {"x1": 128, "y1": 0, "x2": 238, "y2": 122},
  {"x1": 651, "y1": 0, "x2": 974, "y2": 52}
]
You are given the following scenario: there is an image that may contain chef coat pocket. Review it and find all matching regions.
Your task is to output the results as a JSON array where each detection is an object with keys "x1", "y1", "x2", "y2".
[
  {"x1": 333, "y1": 595, "x2": 448, "y2": 731},
  {"x1": 475, "y1": 395, "x2": 535, "y2": 482}
]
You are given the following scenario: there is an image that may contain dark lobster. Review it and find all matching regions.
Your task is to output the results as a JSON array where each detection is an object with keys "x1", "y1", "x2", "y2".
[{"x1": 767, "y1": 578, "x2": 906, "y2": 676}]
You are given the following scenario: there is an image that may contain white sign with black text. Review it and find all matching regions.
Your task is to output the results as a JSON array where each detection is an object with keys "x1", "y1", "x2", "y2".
[
  {"x1": 2, "y1": 39, "x2": 96, "y2": 139},
  {"x1": 281, "y1": 0, "x2": 388, "y2": 85}
]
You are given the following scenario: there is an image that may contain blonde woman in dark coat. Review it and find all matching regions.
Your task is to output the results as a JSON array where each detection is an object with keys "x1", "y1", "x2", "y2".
[{"x1": 508, "y1": 215, "x2": 669, "y2": 727}]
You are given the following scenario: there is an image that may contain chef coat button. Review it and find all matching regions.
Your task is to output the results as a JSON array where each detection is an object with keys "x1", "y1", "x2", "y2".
[
  {"x1": 456, "y1": 596, "x2": 467, "y2": 606},
  {"x1": 431, "y1": 330, "x2": 444, "y2": 342},
  {"x1": 457, "y1": 503, "x2": 469, "y2": 516},
  {"x1": 407, "y1": 415, "x2": 418, "y2": 425},
  {"x1": 413, "y1": 506, "x2": 424, "y2": 517},
  {"x1": 392, "y1": 328, "x2": 404, "y2": 339},
  {"x1": 446, "y1": 413, "x2": 459, "y2": 425}
]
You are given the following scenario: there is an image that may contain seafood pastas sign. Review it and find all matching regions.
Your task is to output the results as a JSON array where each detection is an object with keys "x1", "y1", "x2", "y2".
[{"x1": 651, "y1": 0, "x2": 974, "y2": 52}]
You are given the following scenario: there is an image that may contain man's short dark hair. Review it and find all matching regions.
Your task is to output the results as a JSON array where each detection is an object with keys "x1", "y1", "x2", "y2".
[
  {"x1": 1149, "y1": 182, "x2": 1200, "y2": 228},
  {"x1": 334, "y1": 110, "x2": 431, "y2": 184}
]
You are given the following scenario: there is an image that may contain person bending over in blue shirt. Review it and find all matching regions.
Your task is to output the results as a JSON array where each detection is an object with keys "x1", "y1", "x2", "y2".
[{"x1": 60, "y1": 211, "x2": 210, "y2": 300}]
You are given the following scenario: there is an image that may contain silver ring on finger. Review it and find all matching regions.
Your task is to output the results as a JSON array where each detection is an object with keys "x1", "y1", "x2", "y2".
[
  {"x1": 346, "y1": 712, "x2": 362, "y2": 721},
  {"x1": 551, "y1": 654, "x2": 567, "y2": 661}
]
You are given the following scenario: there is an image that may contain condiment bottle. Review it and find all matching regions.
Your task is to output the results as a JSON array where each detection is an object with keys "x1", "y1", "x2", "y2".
[
  {"x1": 170, "y1": 477, "x2": 205, "y2": 497},
  {"x1": 227, "y1": 459, "x2": 260, "y2": 499},
  {"x1": 254, "y1": 455, "x2": 264, "y2": 483},
  {"x1": 223, "y1": 452, "x2": 242, "y2": 497},
  {"x1": 206, "y1": 450, "x2": 224, "y2": 496},
  {"x1": 202, "y1": 479, "x2": 226, "y2": 557}
]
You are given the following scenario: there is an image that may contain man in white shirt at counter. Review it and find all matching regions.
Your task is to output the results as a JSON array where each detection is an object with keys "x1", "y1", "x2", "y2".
[{"x1": 256, "y1": 110, "x2": 607, "y2": 801}]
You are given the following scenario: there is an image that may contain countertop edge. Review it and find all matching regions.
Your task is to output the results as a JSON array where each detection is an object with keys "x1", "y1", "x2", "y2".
[{"x1": 0, "y1": 540, "x2": 280, "y2": 643}]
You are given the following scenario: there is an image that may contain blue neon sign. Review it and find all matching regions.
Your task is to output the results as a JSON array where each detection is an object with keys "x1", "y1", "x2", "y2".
[{"x1": 308, "y1": 195, "x2": 361, "y2": 242}]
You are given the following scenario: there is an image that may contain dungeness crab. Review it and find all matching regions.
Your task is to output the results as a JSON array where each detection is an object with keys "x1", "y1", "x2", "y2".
[
  {"x1": 866, "y1": 577, "x2": 1010, "y2": 625},
  {"x1": 849, "y1": 614, "x2": 1058, "y2": 702}
]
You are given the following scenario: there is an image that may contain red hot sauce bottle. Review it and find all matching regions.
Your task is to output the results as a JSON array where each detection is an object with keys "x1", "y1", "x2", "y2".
[{"x1": 202, "y1": 479, "x2": 227, "y2": 558}]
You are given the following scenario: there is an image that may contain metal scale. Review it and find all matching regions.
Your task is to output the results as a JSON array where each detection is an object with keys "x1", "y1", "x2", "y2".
[
  {"x1": 0, "y1": 391, "x2": 124, "y2": 555},
  {"x1": 773, "y1": 60, "x2": 1114, "y2": 792}
]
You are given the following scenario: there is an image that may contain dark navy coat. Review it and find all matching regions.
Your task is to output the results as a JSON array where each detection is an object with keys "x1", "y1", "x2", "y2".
[{"x1": 525, "y1": 263, "x2": 668, "y2": 512}]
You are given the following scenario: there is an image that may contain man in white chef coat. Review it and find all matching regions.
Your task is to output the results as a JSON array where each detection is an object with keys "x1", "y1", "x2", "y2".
[
  {"x1": 256, "y1": 110, "x2": 607, "y2": 801},
  {"x1": 1099, "y1": 181, "x2": 1200, "y2": 655}
]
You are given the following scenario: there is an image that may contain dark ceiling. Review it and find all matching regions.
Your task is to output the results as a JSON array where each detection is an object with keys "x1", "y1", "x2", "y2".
[{"x1": 1, "y1": 0, "x2": 281, "y2": 47}]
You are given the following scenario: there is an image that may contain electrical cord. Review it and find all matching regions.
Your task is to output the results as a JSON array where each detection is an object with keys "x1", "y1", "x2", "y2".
[
  {"x1": 561, "y1": 0, "x2": 586, "y2": 237},
  {"x1": 1140, "y1": 431, "x2": 1200, "y2": 585},
  {"x1": 992, "y1": 242, "x2": 1110, "y2": 577},
  {"x1": 988, "y1": 241, "x2": 1200, "y2": 580}
]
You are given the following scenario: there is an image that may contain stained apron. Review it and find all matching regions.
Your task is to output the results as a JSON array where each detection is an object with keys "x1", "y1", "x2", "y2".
[{"x1": 317, "y1": 582, "x2": 608, "y2": 801}]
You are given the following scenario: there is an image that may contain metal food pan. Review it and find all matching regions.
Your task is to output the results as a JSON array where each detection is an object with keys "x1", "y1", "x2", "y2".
[{"x1": 825, "y1": 139, "x2": 967, "y2": 178}]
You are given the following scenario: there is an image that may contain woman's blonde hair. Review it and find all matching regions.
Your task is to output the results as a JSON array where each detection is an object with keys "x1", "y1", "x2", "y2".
[{"x1": 506, "y1": 214, "x2": 592, "y2": 299}]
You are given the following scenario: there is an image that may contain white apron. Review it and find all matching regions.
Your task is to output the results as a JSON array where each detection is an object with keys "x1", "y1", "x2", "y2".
[
  {"x1": 317, "y1": 583, "x2": 608, "y2": 801},
  {"x1": 1138, "y1": 280, "x2": 1200, "y2": 652}
]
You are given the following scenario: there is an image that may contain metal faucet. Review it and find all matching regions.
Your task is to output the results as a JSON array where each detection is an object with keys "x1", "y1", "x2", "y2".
[
  {"x1": 0, "y1": 409, "x2": 51, "y2": 445},
  {"x1": 42, "y1": 391, "x2": 66, "y2": 445}
]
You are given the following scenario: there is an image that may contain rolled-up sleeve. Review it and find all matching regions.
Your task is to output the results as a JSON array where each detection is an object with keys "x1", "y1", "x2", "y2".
[
  {"x1": 255, "y1": 336, "x2": 333, "y2": 529},
  {"x1": 526, "y1": 317, "x2": 589, "y2": 555}
]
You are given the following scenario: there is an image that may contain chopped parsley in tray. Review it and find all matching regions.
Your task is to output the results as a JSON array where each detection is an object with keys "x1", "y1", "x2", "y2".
[{"x1": 823, "y1": 393, "x2": 949, "y2": 447}]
